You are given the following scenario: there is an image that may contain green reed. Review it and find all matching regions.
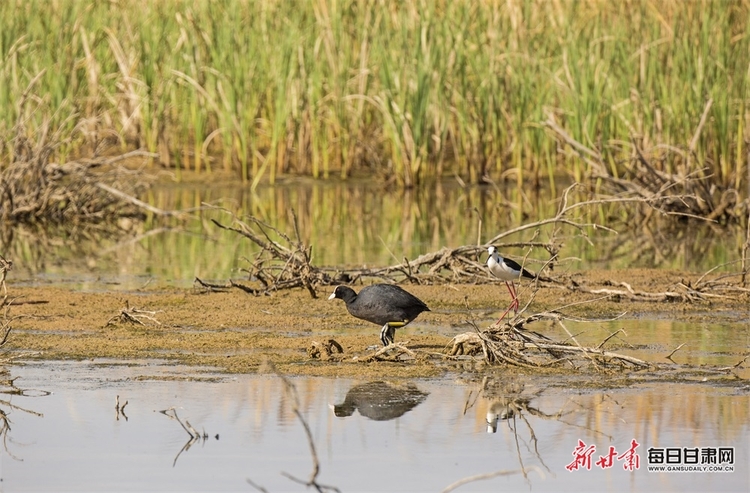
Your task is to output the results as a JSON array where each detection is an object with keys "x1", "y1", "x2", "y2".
[{"x1": 0, "y1": 0, "x2": 747, "y2": 192}]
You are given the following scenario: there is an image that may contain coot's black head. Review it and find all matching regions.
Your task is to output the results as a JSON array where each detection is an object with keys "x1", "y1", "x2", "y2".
[
  {"x1": 332, "y1": 402, "x2": 356, "y2": 417},
  {"x1": 328, "y1": 285, "x2": 357, "y2": 304}
]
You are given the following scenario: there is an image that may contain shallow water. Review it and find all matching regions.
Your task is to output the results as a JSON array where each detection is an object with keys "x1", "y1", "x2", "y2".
[
  {"x1": 3, "y1": 180, "x2": 742, "y2": 288},
  {"x1": 1, "y1": 179, "x2": 748, "y2": 492},
  {"x1": 3, "y1": 361, "x2": 748, "y2": 492}
]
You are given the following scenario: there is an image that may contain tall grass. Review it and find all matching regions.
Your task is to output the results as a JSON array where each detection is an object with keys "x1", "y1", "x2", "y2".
[{"x1": 0, "y1": 0, "x2": 747, "y2": 191}]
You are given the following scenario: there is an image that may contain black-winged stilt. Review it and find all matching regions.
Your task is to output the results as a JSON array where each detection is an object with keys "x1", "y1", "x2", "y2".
[{"x1": 486, "y1": 246, "x2": 535, "y2": 322}]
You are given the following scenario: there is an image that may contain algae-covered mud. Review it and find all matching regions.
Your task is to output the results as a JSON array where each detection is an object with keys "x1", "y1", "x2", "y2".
[{"x1": 6, "y1": 268, "x2": 749, "y2": 380}]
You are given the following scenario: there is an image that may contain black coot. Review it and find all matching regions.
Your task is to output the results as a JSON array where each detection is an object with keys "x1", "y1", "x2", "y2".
[
  {"x1": 328, "y1": 284, "x2": 430, "y2": 346},
  {"x1": 333, "y1": 381, "x2": 428, "y2": 420}
]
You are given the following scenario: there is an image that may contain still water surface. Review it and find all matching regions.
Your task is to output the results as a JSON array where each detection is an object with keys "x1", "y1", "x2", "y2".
[
  {"x1": 2, "y1": 179, "x2": 747, "y2": 492},
  {"x1": 3, "y1": 360, "x2": 748, "y2": 493},
  {"x1": 4, "y1": 180, "x2": 742, "y2": 287}
]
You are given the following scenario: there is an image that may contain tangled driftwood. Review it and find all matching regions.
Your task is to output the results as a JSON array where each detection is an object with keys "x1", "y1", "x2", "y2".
[
  {"x1": 572, "y1": 276, "x2": 750, "y2": 303},
  {"x1": 0, "y1": 77, "x2": 167, "y2": 230},
  {"x1": 0, "y1": 122, "x2": 159, "y2": 226},
  {"x1": 197, "y1": 197, "x2": 583, "y2": 296},
  {"x1": 201, "y1": 186, "x2": 750, "y2": 303},
  {"x1": 196, "y1": 208, "x2": 527, "y2": 296},
  {"x1": 450, "y1": 312, "x2": 650, "y2": 372},
  {"x1": 198, "y1": 210, "x2": 350, "y2": 298},
  {"x1": 197, "y1": 213, "x2": 535, "y2": 296},
  {"x1": 545, "y1": 112, "x2": 748, "y2": 224}
]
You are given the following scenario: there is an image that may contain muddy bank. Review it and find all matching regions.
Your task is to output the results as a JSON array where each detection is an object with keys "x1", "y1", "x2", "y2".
[{"x1": 5, "y1": 268, "x2": 749, "y2": 379}]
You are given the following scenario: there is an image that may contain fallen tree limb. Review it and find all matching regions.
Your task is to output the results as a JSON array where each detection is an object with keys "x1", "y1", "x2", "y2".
[{"x1": 95, "y1": 182, "x2": 179, "y2": 217}]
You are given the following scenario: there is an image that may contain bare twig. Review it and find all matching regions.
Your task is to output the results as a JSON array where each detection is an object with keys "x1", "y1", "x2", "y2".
[
  {"x1": 666, "y1": 342, "x2": 687, "y2": 362},
  {"x1": 0, "y1": 255, "x2": 11, "y2": 297},
  {"x1": 259, "y1": 361, "x2": 340, "y2": 493},
  {"x1": 451, "y1": 295, "x2": 650, "y2": 372},
  {"x1": 160, "y1": 407, "x2": 196, "y2": 439},
  {"x1": 106, "y1": 304, "x2": 162, "y2": 327},
  {"x1": 358, "y1": 342, "x2": 416, "y2": 363},
  {"x1": 442, "y1": 466, "x2": 544, "y2": 493},
  {"x1": 596, "y1": 328, "x2": 630, "y2": 350}
]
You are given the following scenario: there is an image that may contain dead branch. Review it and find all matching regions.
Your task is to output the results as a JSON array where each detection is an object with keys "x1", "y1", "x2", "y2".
[
  {"x1": 0, "y1": 86, "x2": 173, "y2": 228},
  {"x1": 205, "y1": 187, "x2": 748, "y2": 306},
  {"x1": 666, "y1": 343, "x2": 687, "y2": 362},
  {"x1": 450, "y1": 307, "x2": 651, "y2": 372},
  {"x1": 596, "y1": 328, "x2": 629, "y2": 350},
  {"x1": 106, "y1": 302, "x2": 162, "y2": 327},
  {"x1": 0, "y1": 366, "x2": 46, "y2": 460},
  {"x1": 544, "y1": 112, "x2": 748, "y2": 224},
  {"x1": 357, "y1": 342, "x2": 416, "y2": 363},
  {"x1": 259, "y1": 360, "x2": 340, "y2": 493},
  {"x1": 487, "y1": 183, "x2": 617, "y2": 246},
  {"x1": 159, "y1": 407, "x2": 212, "y2": 467},
  {"x1": 209, "y1": 207, "x2": 351, "y2": 298},
  {"x1": 1, "y1": 132, "x2": 156, "y2": 226},
  {"x1": 206, "y1": 205, "x2": 569, "y2": 297},
  {"x1": 442, "y1": 467, "x2": 544, "y2": 493},
  {"x1": 723, "y1": 354, "x2": 749, "y2": 371},
  {"x1": 0, "y1": 320, "x2": 12, "y2": 349},
  {"x1": 193, "y1": 276, "x2": 259, "y2": 294},
  {"x1": 160, "y1": 407, "x2": 196, "y2": 439},
  {"x1": 115, "y1": 395, "x2": 129, "y2": 421},
  {"x1": 0, "y1": 255, "x2": 10, "y2": 297},
  {"x1": 568, "y1": 262, "x2": 750, "y2": 303}
]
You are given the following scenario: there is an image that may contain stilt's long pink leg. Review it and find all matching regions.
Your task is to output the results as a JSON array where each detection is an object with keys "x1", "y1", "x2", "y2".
[
  {"x1": 506, "y1": 281, "x2": 520, "y2": 313},
  {"x1": 496, "y1": 305, "x2": 513, "y2": 323},
  {"x1": 496, "y1": 282, "x2": 519, "y2": 323}
]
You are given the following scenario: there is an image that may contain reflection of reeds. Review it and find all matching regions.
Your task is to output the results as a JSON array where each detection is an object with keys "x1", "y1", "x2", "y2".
[
  {"x1": 2, "y1": 181, "x2": 743, "y2": 282},
  {"x1": 1, "y1": 1, "x2": 746, "y2": 191}
]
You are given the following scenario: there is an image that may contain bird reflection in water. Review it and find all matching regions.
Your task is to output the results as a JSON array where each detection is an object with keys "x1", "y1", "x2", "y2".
[
  {"x1": 484, "y1": 379, "x2": 527, "y2": 433},
  {"x1": 333, "y1": 381, "x2": 428, "y2": 421},
  {"x1": 469, "y1": 377, "x2": 554, "y2": 434}
]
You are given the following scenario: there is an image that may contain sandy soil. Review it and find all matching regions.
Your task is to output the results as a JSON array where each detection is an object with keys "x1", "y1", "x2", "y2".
[{"x1": 4, "y1": 268, "x2": 749, "y2": 379}]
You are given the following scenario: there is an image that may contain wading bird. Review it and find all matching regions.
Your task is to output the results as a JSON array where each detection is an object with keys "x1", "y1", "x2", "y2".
[
  {"x1": 328, "y1": 284, "x2": 430, "y2": 347},
  {"x1": 486, "y1": 246, "x2": 535, "y2": 322}
]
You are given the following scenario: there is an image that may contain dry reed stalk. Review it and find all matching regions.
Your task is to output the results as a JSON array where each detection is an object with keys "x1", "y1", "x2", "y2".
[
  {"x1": 545, "y1": 114, "x2": 749, "y2": 224},
  {"x1": 1, "y1": 86, "x2": 164, "y2": 227}
]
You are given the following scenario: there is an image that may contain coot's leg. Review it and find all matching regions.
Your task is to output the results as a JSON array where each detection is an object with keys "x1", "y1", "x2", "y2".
[
  {"x1": 387, "y1": 325, "x2": 396, "y2": 344},
  {"x1": 380, "y1": 324, "x2": 391, "y2": 346}
]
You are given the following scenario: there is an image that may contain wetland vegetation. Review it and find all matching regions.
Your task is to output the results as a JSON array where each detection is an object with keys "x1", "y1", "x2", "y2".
[
  {"x1": 0, "y1": 5, "x2": 748, "y2": 492},
  {"x1": 0, "y1": 0, "x2": 748, "y2": 190},
  {"x1": 0, "y1": 1, "x2": 748, "y2": 380}
]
